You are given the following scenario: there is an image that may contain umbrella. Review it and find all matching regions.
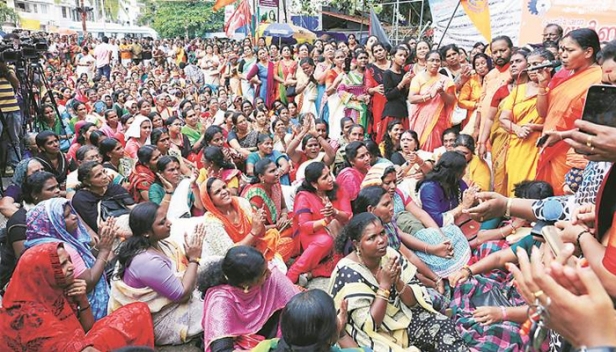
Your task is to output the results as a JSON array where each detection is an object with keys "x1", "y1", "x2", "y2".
[
  {"x1": 57, "y1": 28, "x2": 77, "y2": 36},
  {"x1": 257, "y1": 23, "x2": 316, "y2": 42}
]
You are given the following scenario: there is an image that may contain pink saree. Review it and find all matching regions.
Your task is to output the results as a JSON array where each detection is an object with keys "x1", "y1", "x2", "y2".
[{"x1": 409, "y1": 72, "x2": 455, "y2": 152}]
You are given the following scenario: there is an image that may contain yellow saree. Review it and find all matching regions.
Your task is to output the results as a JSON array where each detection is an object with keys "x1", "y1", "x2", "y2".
[{"x1": 502, "y1": 84, "x2": 543, "y2": 197}]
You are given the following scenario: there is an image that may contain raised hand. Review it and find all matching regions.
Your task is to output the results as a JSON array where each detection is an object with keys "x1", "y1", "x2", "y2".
[{"x1": 184, "y1": 224, "x2": 206, "y2": 261}]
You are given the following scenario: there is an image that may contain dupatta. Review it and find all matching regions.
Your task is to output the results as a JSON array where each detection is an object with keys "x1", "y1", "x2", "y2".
[
  {"x1": 24, "y1": 198, "x2": 110, "y2": 321},
  {"x1": 200, "y1": 179, "x2": 281, "y2": 261},
  {"x1": 0, "y1": 243, "x2": 90, "y2": 352},
  {"x1": 202, "y1": 267, "x2": 299, "y2": 352}
]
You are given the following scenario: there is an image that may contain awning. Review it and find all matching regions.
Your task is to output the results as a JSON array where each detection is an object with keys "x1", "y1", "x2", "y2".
[
  {"x1": 19, "y1": 18, "x2": 42, "y2": 31},
  {"x1": 322, "y1": 11, "x2": 369, "y2": 26}
]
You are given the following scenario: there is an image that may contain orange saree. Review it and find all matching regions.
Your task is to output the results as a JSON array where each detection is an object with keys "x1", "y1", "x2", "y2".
[{"x1": 536, "y1": 66, "x2": 602, "y2": 195}]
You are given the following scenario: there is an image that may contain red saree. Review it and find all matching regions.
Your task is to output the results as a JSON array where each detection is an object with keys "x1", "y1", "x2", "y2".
[
  {"x1": 0, "y1": 242, "x2": 154, "y2": 352},
  {"x1": 366, "y1": 63, "x2": 388, "y2": 143},
  {"x1": 536, "y1": 66, "x2": 602, "y2": 195},
  {"x1": 128, "y1": 163, "x2": 157, "y2": 203}
]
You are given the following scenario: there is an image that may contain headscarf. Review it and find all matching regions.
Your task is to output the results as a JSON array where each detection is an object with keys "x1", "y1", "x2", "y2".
[
  {"x1": 11, "y1": 158, "x2": 37, "y2": 186},
  {"x1": 202, "y1": 267, "x2": 299, "y2": 352},
  {"x1": 24, "y1": 198, "x2": 110, "y2": 320},
  {"x1": 124, "y1": 114, "x2": 152, "y2": 144},
  {"x1": 360, "y1": 161, "x2": 395, "y2": 189},
  {"x1": 0, "y1": 242, "x2": 93, "y2": 351},
  {"x1": 199, "y1": 177, "x2": 251, "y2": 243}
]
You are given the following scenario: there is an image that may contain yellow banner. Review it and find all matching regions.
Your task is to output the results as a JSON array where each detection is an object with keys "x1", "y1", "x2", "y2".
[
  {"x1": 461, "y1": 0, "x2": 492, "y2": 42},
  {"x1": 20, "y1": 18, "x2": 41, "y2": 31}
]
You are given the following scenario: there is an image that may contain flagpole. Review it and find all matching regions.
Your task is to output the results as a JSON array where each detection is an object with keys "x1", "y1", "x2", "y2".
[{"x1": 437, "y1": 0, "x2": 461, "y2": 48}]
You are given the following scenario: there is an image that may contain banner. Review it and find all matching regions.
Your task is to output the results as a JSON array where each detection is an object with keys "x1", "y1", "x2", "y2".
[
  {"x1": 428, "y1": 0, "x2": 522, "y2": 49},
  {"x1": 519, "y1": 0, "x2": 616, "y2": 44},
  {"x1": 259, "y1": 0, "x2": 279, "y2": 23}
]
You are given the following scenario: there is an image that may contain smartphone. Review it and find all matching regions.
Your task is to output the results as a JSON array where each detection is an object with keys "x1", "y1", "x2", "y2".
[
  {"x1": 582, "y1": 85, "x2": 616, "y2": 129},
  {"x1": 536, "y1": 134, "x2": 549, "y2": 148},
  {"x1": 541, "y1": 225, "x2": 576, "y2": 267}
]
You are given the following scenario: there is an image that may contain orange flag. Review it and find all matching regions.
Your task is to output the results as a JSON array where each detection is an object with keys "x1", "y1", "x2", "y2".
[
  {"x1": 213, "y1": 0, "x2": 236, "y2": 11},
  {"x1": 460, "y1": 0, "x2": 491, "y2": 42}
]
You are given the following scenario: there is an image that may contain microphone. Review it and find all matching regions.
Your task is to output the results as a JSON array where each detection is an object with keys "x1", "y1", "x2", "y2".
[{"x1": 525, "y1": 60, "x2": 561, "y2": 72}]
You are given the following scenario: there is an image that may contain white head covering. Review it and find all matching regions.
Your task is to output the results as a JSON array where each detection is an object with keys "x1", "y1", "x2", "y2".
[{"x1": 124, "y1": 114, "x2": 152, "y2": 144}]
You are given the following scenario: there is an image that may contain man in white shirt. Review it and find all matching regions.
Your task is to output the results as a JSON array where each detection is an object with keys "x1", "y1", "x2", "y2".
[{"x1": 93, "y1": 36, "x2": 112, "y2": 79}]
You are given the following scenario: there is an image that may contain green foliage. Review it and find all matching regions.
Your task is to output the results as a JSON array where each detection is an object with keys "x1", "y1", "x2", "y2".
[
  {"x1": 149, "y1": 0, "x2": 225, "y2": 38},
  {"x1": 102, "y1": 0, "x2": 121, "y2": 21},
  {"x1": 327, "y1": 0, "x2": 432, "y2": 27},
  {"x1": 0, "y1": 2, "x2": 18, "y2": 24}
]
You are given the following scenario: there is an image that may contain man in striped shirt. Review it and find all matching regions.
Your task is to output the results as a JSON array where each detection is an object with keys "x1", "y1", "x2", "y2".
[{"x1": 0, "y1": 60, "x2": 22, "y2": 170}]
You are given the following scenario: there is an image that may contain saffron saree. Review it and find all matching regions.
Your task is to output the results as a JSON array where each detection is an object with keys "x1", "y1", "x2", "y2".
[
  {"x1": 502, "y1": 83, "x2": 543, "y2": 197},
  {"x1": 536, "y1": 66, "x2": 602, "y2": 195},
  {"x1": 242, "y1": 183, "x2": 297, "y2": 261},
  {"x1": 489, "y1": 85, "x2": 512, "y2": 196},
  {"x1": 200, "y1": 182, "x2": 291, "y2": 261},
  {"x1": 0, "y1": 243, "x2": 154, "y2": 352},
  {"x1": 408, "y1": 72, "x2": 455, "y2": 152}
]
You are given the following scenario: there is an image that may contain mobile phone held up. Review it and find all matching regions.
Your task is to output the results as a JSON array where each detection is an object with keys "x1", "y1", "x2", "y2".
[{"x1": 581, "y1": 85, "x2": 616, "y2": 129}]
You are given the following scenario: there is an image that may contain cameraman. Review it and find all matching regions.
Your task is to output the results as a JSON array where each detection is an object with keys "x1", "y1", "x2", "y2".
[{"x1": 0, "y1": 58, "x2": 22, "y2": 172}]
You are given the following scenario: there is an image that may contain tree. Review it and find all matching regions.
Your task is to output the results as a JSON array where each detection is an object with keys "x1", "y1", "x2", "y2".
[
  {"x1": 327, "y1": 0, "x2": 432, "y2": 29},
  {"x1": 0, "y1": 2, "x2": 18, "y2": 24},
  {"x1": 149, "y1": 0, "x2": 224, "y2": 38}
]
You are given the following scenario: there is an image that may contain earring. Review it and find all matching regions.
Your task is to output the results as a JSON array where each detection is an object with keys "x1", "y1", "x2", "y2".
[
  {"x1": 243, "y1": 285, "x2": 250, "y2": 293},
  {"x1": 356, "y1": 247, "x2": 361, "y2": 257}
]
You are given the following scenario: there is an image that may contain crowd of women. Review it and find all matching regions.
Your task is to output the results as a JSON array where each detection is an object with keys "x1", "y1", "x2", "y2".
[{"x1": 0, "y1": 24, "x2": 616, "y2": 352}]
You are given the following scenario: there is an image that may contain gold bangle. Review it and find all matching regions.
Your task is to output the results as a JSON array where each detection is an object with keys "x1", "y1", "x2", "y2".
[
  {"x1": 376, "y1": 294, "x2": 389, "y2": 301},
  {"x1": 505, "y1": 198, "x2": 513, "y2": 218},
  {"x1": 377, "y1": 288, "x2": 390, "y2": 298}
]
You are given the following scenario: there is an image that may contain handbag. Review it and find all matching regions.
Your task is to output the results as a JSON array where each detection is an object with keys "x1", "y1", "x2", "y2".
[
  {"x1": 470, "y1": 286, "x2": 512, "y2": 308},
  {"x1": 451, "y1": 105, "x2": 468, "y2": 126},
  {"x1": 455, "y1": 213, "x2": 481, "y2": 249},
  {"x1": 98, "y1": 194, "x2": 130, "y2": 222}
]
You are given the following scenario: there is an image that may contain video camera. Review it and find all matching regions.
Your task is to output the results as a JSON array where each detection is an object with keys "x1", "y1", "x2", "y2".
[{"x1": 0, "y1": 37, "x2": 48, "y2": 63}]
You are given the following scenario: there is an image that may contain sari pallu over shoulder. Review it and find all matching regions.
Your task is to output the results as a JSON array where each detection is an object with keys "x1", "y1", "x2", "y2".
[
  {"x1": 0, "y1": 243, "x2": 155, "y2": 352},
  {"x1": 408, "y1": 72, "x2": 455, "y2": 152},
  {"x1": 328, "y1": 248, "x2": 436, "y2": 352},
  {"x1": 536, "y1": 66, "x2": 602, "y2": 195}
]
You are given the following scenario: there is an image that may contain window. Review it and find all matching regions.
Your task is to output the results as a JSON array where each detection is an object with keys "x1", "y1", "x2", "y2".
[{"x1": 62, "y1": 7, "x2": 68, "y2": 18}]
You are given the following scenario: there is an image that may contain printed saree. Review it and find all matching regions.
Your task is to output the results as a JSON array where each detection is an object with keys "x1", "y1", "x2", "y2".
[
  {"x1": 24, "y1": 198, "x2": 109, "y2": 321},
  {"x1": 337, "y1": 70, "x2": 369, "y2": 130},
  {"x1": 328, "y1": 248, "x2": 466, "y2": 352}
]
